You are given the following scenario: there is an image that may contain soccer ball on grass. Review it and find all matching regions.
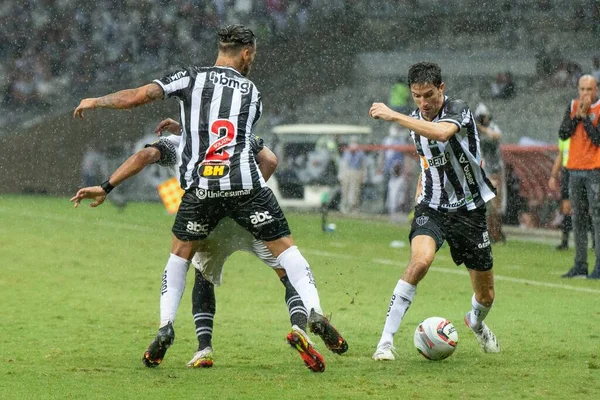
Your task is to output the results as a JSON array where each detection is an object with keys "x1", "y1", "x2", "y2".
[{"x1": 413, "y1": 317, "x2": 458, "y2": 361}]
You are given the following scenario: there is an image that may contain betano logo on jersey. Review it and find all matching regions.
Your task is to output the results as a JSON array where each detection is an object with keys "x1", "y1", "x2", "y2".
[
  {"x1": 420, "y1": 152, "x2": 449, "y2": 169},
  {"x1": 209, "y1": 71, "x2": 250, "y2": 94},
  {"x1": 198, "y1": 161, "x2": 230, "y2": 179}
]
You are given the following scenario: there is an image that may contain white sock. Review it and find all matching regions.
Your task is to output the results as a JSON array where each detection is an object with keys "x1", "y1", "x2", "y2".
[
  {"x1": 378, "y1": 279, "x2": 416, "y2": 347},
  {"x1": 277, "y1": 246, "x2": 323, "y2": 315},
  {"x1": 468, "y1": 294, "x2": 492, "y2": 331},
  {"x1": 159, "y1": 253, "x2": 190, "y2": 327}
]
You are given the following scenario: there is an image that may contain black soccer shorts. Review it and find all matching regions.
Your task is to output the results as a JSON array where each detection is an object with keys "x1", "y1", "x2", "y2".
[
  {"x1": 409, "y1": 204, "x2": 493, "y2": 271},
  {"x1": 172, "y1": 186, "x2": 291, "y2": 242}
]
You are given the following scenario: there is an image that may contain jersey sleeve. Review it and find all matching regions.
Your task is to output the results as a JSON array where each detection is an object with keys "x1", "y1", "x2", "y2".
[
  {"x1": 439, "y1": 99, "x2": 471, "y2": 131},
  {"x1": 153, "y1": 68, "x2": 191, "y2": 100},
  {"x1": 145, "y1": 136, "x2": 180, "y2": 167},
  {"x1": 252, "y1": 92, "x2": 263, "y2": 126}
]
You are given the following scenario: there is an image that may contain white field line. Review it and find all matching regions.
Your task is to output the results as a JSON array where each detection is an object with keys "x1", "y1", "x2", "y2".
[
  {"x1": 304, "y1": 250, "x2": 600, "y2": 295},
  {"x1": 5, "y1": 207, "x2": 600, "y2": 294}
]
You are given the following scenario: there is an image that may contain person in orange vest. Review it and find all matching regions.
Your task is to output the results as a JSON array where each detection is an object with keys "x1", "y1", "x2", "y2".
[{"x1": 559, "y1": 75, "x2": 600, "y2": 279}]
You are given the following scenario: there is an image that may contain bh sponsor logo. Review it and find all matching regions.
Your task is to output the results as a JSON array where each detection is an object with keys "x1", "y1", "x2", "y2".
[
  {"x1": 250, "y1": 211, "x2": 273, "y2": 227},
  {"x1": 199, "y1": 162, "x2": 230, "y2": 179}
]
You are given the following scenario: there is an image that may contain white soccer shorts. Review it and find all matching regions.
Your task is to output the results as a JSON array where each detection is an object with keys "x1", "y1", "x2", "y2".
[{"x1": 191, "y1": 217, "x2": 280, "y2": 286}]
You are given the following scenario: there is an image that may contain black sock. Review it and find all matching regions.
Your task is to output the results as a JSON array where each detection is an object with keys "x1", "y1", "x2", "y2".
[
  {"x1": 563, "y1": 215, "x2": 572, "y2": 233},
  {"x1": 280, "y1": 275, "x2": 307, "y2": 331},
  {"x1": 562, "y1": 215, "x2": 572, "y2": 244},
  {"x1": 192, "y1": 269, "x2": 215, "y2": 351}
]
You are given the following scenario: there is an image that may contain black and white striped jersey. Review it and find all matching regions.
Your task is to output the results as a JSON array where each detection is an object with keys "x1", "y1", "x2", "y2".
[
  {"x1": 147, "y1": 134, "x2": 265, "y2": 180},
  {"x1": 410, "y1": 96, "x2": 496, "y2": 212},
  {"x1": 153, "y1": 66, "x2": 265, "y2": 191}
]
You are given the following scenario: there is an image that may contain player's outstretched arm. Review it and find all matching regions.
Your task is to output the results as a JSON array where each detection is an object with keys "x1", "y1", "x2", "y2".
[
  {"x1": 369, "y1": 102, "x2": 458, "y2": 142},
  {"x1": 70, "y1": 186, "x2": 108, "y2": 208},
  {"x1": 73, "y1": 83, "x2": 164, "y2": 119},
  {"x1": 71, "y1": 147, "x2": 161, "y2": 208}
]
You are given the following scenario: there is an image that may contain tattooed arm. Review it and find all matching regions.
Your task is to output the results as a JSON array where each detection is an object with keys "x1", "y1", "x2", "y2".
[{"x1": 73, "y1": 83, "x2": 164, "y2": 119}]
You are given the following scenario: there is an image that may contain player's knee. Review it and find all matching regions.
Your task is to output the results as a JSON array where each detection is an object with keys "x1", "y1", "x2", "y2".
[
  {"x1": 171, "y1": 237, "x2": 199, "y2": 260},
  {"x1": 403, "y1": 259, "x2": 432, "y2": 284},
  {"x1": 476, "y1": 288, "x2": 495, "y2": 307},
  {"x1": 274, "y1": 268, "x2": 287, "y2": 279}
]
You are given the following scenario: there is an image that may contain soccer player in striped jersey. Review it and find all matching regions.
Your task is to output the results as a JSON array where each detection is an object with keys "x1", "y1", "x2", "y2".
[
  {"x1": 70, "y1": 122, "x2": 325, "y2": 372},
  {"x1": 73, "y1": 25, "x2": 346, "y2": 370},
  {"x1": 368, "y1": 62, "x2": 500, "y2": 360}
]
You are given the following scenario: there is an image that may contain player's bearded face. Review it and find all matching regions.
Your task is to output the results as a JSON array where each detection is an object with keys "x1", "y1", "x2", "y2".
[{"x1": 411, "y1": 82, "x2": 445, "y2": 121}]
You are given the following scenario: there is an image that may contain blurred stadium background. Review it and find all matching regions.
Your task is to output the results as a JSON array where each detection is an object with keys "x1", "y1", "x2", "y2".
[{"x1": 1, "y1": 0, "x2": 598, "y2": 228}]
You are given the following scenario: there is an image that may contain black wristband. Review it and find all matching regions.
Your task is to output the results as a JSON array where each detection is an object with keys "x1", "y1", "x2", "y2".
[{"x1": 100, "y1": 180, "x2": 115, "y2": 194}]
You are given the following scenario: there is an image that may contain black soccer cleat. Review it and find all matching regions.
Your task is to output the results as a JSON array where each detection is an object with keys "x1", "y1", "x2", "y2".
[
  {"x1": 142, "y1": 322, "x2": 175, "y2": 368},
  {"x1": 561, "y1": 266, "x2": 588, "y2": 278},
  {"x1": 308, "y1": 309, "x2": 348, "y2": 355},
  {"x1": 588, "y1": 268, "x2": 600, "y2": 280}
]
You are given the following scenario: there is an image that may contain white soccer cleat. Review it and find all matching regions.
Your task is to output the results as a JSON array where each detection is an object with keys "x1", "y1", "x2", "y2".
[
  {"x1": 464, "y1": 313, "x2": 500, "y2": 353},
  {"x1": 187, "y1": 346, "x2": 214, "y2": 368},
  {"x1": 372, "y1": 342, "x2": 396, "y2": 361}
]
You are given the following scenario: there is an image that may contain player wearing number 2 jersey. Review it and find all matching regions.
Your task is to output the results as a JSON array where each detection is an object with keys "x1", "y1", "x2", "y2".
[
  {"x1": 73, "y1": 25, "x2": 347, "y2": 372},
  {"x1": 153, "y1": 63, "x2": 265, "y2": 191}
]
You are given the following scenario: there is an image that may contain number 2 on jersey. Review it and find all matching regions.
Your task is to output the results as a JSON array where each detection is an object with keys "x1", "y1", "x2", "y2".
[{"x1": 205, "y1": 119, "x2": 235, "y2": 162}]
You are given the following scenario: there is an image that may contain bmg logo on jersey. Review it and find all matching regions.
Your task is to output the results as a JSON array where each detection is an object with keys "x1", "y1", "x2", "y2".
[
  {"x1": 249, "y1": 211, "x2": 273, "y2": 227},
  {"x1": 186, "y1": 221, "x2": 209, "y2": 235},
  {"x1": 209, "y1": 71, "x2": 250, "y2": 94}
]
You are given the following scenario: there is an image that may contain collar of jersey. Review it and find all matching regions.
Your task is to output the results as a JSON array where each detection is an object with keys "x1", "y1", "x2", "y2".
[{"x1": 212, "y1": 65, "x2": 244, "y2": 77}]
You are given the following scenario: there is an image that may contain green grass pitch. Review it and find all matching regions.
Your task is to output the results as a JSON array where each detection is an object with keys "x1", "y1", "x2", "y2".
[{"x1": 1, "y1": 195, "x2": 599, "y2": 399}]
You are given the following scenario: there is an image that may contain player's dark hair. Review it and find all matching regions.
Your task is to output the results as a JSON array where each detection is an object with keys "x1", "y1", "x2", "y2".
[
  {"x1": 218, "y1": 25, "x2": 256, "y2": 53},
  {"x1": 408, "y1": 62, "x2": 443, "y2": 88}
]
